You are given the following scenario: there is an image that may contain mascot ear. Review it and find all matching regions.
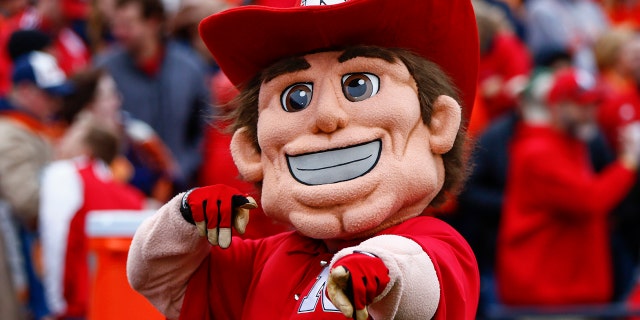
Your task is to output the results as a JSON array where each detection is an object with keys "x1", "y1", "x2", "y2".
[
  {"x1": 230, "y1": 127, "x2": 264, "y2": 182},
  {"x1": 429, "y1": 95, "x2": 461, "y2": 155}
]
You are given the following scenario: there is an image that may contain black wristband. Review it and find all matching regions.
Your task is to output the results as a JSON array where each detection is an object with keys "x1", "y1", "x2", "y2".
[{"x1": 179, "y1": 188, "x2": 196, "y2": 225}]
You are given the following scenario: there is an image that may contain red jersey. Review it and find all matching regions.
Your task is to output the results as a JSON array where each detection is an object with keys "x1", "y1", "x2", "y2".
[
  {"x1": 179, "y1": 216, "x2": 479, "y2": 319},
  {"x1": 497, "y1": 124, "x2": 636, "y2": 305},
  {"x1": 40, "y1": 158, "x2": 145, "y2": 317}
]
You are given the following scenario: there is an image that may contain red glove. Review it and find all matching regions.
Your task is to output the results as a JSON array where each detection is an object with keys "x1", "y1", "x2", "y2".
[
  {"x1": 179, "y1": 184, "x2": 257, "y2": 248},
  {"x1": 326, "y1": 251, "x2": 390, "y2": 320}
]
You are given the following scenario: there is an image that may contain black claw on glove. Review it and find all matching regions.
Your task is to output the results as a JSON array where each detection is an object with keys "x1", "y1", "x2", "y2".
[{"x1": 178, "y1": 185, "x2": 257, "y2": 248}]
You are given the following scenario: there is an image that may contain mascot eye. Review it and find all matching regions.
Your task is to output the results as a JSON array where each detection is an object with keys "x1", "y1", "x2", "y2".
[
  {"x1": 342, "y1": 73, "x2": 380, "y2": 102},
  {"x1": 281, "y1": 83, "x2": 313, "y2": 112}
]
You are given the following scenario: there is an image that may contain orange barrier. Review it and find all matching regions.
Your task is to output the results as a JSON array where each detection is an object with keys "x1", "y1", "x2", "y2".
[{"x1": 87, "y1": 210, "x2": 164, "y2": 320}]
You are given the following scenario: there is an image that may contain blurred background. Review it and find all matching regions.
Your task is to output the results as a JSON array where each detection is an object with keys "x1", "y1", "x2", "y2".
[{"x1": 1, "y1": 0, "x2": 640, "y2": 319}]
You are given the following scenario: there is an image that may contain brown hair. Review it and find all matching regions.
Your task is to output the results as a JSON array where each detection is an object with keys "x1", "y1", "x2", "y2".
[
  {"x1": 115, "y1": 0, "x2": 166, "y2": 21},
  {"x1": 594, "y1": 27, "x2": 636, "y2": 72},
  {"x1": 84, "y1": 125, "x2": 120, "y2": 164},
  {"x1": 60, "y1": 68, "x2": 106, "y2": 124},
  {"x1": 229, "y1": 46, "x2": 469, "y2": 207}
]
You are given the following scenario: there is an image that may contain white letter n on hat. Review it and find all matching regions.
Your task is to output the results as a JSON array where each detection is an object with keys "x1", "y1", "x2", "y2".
[{"x1": 301, "y1": 0, "x2": 347, "y2": 6}]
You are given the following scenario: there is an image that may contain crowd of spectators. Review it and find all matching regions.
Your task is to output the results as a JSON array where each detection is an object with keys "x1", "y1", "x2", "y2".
[
  {"x1": 1, "y1": 0, "x2": 640, "y2": 319},
  {"x1": 445, "y1": 0, "x2": 640, "y2": 318}
]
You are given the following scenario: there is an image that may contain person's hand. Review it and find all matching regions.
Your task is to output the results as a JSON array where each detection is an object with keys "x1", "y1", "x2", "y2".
[
  {"x1": 179, "y1": 185, "x2": 257, "y2": 248},
  {"x1": 619, "y1": 121, "x2": 640, "y2": 171},
  {"x1": 326, "y1": 252, "x2": 390, "y2": 320}
]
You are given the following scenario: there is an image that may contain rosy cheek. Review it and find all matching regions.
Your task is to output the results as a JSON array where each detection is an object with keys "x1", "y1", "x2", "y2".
[
  {"x1": 362, "y1": 99, "x2": 421, "y2": 139},
  {"x1": 257, "y1": 108, "x2": 291, "y2": 157}
]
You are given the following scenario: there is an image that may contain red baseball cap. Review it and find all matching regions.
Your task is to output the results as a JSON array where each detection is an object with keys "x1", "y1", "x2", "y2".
[
  {"x1": 198, "y1": 0, "x2": 479, "y2": 118},
  {"x1": 546, "y1": 67, "x2": 603, "y2": 106}
]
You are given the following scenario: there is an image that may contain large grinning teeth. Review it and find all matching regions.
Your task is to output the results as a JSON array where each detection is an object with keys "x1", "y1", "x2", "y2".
[{"x1": 286, "y1": 139, "x2": 381, "y2": 185}]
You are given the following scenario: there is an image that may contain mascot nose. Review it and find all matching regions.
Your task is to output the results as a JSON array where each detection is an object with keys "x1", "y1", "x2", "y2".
[{"x1": 313, "y1": 88, "x2": 349, "y2": 133}]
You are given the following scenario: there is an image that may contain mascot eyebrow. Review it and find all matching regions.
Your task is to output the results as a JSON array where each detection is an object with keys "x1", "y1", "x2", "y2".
[{"x1": 262, "y1": 46, "x2": 398, "y2": 84}]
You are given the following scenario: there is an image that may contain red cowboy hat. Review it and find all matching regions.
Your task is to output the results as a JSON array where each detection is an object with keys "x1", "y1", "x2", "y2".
[{"x1": 199, "y1": 0, "x2": 479, "y2": 117}]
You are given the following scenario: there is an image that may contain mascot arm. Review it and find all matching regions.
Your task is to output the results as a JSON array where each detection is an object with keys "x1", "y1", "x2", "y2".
[
  {"x1": 127, "y1": 193, "x2": 211, "y2": 319},
  {"x1": 329, "y1": 235, "x2": 440, "y2": 320}
]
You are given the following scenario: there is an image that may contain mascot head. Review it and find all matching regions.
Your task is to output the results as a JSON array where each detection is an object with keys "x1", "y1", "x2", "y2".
[{"x1": 199, "y1": 0, "x2": 478, "y2": 240}]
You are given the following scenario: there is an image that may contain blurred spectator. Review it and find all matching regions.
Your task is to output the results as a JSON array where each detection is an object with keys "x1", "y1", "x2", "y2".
[
  {"x1": 39, "y1": 125, "x2": 145, "y2": 319},
  {"x1": 595, "y1": 27, "x2": 640, "y2": 88},
  {"x1": 0, "y1": 51, "x2": 72, "y2": 229},
  {"x1": 170, "y1": 0, "x2": 230, "y2": 71},
  {"x1": 460, "y1": 74, "x2": 552, "y2": 308},
  {"x1": 595, "y1": 27, "x2": 640, "y2": 152},
  {"x1": 0, "y1": 50, "x2": 73, "y2": 319},
  {"x1": 0, "y1": 202, "x2": 22, "y2": 319},
  {"x1": 57, "y1": 67, "x2": 179, "y2": 202},
  {"x1": 1, "y1": 28, "x2": 55, "y2": 106},
  {"x1": 61, "y1": 0, "x2": 90, "y2": 41},
  {"x1": 477, "y1": 0, "x2": 528, "y2": 41},
  {"x1": 600, "y1": 0, "x2": 640, "y2": 30},
  {"x1": 454, "y1": 30, "x2": 570, "y2": 287},
  {"x1": 94, "y1": 0, "x2": 210, "y2": 190},
  {"x1": 35, "y1": 0, "x2": 90, "y2": 75},
  {"x1": 594, "y1": 27, "x2": 640, "y2": 298},
  {"x1": 55, "y1": 68, "x2": 124, "y2": 159},
  {"x1": 473, "y1": 0, "x2": 531, "y2": 132},
  {"x1": 496, "y1": 67, "x2": 640, "y2": 306},
  {"x1": 0, "y1": 0, "x2": 39, "y2": 96},
  {"x1": 0, "y1": 0, "x2": 89, "y2": 96},
  {"x1": 525, "y1": 0, "x2": 609, "y2": 73},
  {"x1": 86, "y1": 0, "x2": 118, "y2": 54},
  {"x1": 6, "y1": 29, "x2": 53, "y2": 63}
]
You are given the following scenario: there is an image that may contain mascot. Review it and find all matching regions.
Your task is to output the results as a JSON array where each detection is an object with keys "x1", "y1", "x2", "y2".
[{"x1": 127, "y1": 0, "x2": 480, "y2": 319}]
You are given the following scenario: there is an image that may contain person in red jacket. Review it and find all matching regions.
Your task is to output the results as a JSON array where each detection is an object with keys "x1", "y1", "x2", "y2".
[
  {"x1": 497, "y1": 67, "x2": 640, "y2": 306},
  {"x1": 475, "y1": 1, "x2": 531, "y2": 128}
]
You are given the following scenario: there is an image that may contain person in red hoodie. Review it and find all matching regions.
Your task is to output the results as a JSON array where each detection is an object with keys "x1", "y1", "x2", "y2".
[{"x1": 497, "y1": 67, "x2": 640, "y2": 306}]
